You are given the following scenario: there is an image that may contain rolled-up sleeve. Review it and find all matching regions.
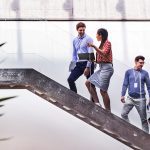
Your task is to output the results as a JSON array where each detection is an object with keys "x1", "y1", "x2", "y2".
[{"x1": 103, "y1": 41, "x2": 111, "y2": 55}]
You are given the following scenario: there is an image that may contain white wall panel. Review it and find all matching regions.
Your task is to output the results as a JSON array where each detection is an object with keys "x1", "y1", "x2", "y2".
[
  {"x1": 0, "y1": 0, "x2": 150, "y2": 20},
  {"x1": 0, "y1": 21, "x2": 150, "y2": 100}
]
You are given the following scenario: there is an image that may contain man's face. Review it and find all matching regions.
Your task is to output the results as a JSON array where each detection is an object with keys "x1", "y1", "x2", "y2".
[
  {"x1": 77, "y1": 27, "x2": 85, "y2": 37},
  {"x1": 135, "y1": 59, "x2": 145, "y2": 70}
]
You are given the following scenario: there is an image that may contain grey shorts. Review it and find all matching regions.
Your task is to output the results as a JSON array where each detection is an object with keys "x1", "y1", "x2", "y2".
[{"x1": 88, "y1": 63, "x2": 114, "y2": 91}]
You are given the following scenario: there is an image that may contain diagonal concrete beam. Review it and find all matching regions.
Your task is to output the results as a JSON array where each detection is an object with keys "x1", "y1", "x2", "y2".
[{"x1": 0, "y1": 69, "x2": 149, "y2": 150}]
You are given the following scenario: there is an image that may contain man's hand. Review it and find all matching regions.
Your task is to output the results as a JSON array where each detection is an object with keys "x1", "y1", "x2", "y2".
[
  {"x1": 84, "y1": 67, "x2": 90, "y2": 77},
  {"x1": 69, "y1": 61, "x2": 76, "y2": 72},
  {"x1": 121, "y1": 96, "x2": 125, "y2": 103}
]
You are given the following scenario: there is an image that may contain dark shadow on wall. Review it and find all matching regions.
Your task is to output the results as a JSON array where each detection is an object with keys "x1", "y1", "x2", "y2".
[
  {"x1": 0, "y1": 96, "x2": 17, "y2": 118},
  {"x1": 116, "y1": 0, "x2": 129, "y2": 62},
  {"x1": 63, "y1": 0, "x2": 73, "y2": 19},
  {"x1": 0, "y1": 137, "x2": 13, "y2": 141},
  {"x1": 11, "y1": 0, "x2": 23, "y2": 64},
  {"x1": 0, "y1": 42, "x2": 7, "y2": 64},
  {"x1": 116, "y1": 0, "x2": 126, "y2": 19}
]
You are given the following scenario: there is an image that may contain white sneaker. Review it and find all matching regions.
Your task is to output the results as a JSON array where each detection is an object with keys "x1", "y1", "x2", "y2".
[{"x1": 95, "y1": 102, "x2": 102, "y2": 107}]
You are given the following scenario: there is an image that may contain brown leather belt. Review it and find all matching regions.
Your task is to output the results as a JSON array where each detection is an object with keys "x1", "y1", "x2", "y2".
[{"x1": 99, "y1": 61, "x2": 112, "y2": 64}]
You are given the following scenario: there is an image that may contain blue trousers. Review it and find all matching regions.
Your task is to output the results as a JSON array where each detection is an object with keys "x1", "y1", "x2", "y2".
[{"x1": 67, "y1": 61, "x2": 94, "y2": 93}]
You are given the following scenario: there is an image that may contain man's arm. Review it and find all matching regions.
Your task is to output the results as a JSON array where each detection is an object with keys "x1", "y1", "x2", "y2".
[
  {"x1": 72, "y1": 41, "x2": 77, "y2": 62},
  {"x1": 121, "y1": 70, "x2": 129, "y2": 103},
  {"x1": 145, "y1": 72, "x2": 150, "y2": 104}
]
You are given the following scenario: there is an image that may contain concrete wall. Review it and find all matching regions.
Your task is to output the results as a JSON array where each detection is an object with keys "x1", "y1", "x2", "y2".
[
  {"x1": 0, "y1": 21, "x2": 150, "y2": 113},
  {"x1": 0, "y1": 0, "x2": 150, "y2": 20},
  {"x1": 0, "y1": 1, "x2": 150, "y2": 149}
]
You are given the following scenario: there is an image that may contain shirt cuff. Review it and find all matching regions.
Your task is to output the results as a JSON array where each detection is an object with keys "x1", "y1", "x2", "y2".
[{"x1": 86, "y1": 61, "x2": 92, "y2": 68}]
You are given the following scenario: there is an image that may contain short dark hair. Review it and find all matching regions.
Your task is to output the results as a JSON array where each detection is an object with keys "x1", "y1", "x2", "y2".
[
  {"x1": 135, "y1": 55, "x2": 145, "y2": 62},
  {"x1": 76, "y1": 22, "x2": 86, "y2": 30}
]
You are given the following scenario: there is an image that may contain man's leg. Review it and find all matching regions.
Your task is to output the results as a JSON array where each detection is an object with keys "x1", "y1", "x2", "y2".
[
  {"x1": 121, "y1": 97, "x2": 134, "y2": 122},
  {"x1": 67, "y1": 63, "x2": 85, "y2": 93},
  {"x1": 135, "y1": 100, "x2": 149, "y2": 133}
]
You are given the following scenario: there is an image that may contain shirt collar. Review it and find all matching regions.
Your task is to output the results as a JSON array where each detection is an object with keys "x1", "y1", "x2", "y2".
[
  {"x1": 134, "y1": 67, "x2": 142, "y2": 72},
  {"x1": 78, "y1": 34, "x2": 86, "y2": 39}
]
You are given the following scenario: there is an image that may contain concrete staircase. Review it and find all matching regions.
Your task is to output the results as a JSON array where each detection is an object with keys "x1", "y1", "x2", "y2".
[{"x1": 0, "y1": 69, "x2": 149, "y2": 150}]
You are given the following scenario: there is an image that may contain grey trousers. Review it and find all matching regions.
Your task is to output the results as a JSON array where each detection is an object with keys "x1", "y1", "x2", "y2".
[{"x1": 121, "y1": 96, "x2": 149, "y2": 133}]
